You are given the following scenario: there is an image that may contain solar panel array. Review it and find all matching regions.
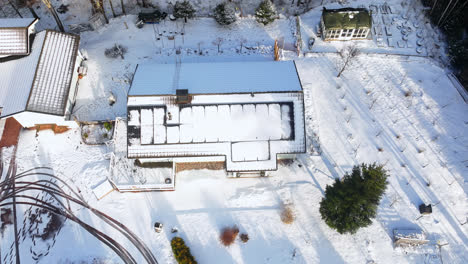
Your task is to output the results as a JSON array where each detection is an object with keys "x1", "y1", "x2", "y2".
[
  {"x1": 26, "y1": 31, "x2": 79, "y2": 115},
  {"x1": 0, "y1": 28, "x2": 28, "y2": 55}
]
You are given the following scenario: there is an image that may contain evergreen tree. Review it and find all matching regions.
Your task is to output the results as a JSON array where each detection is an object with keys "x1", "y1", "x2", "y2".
[
  {"x1": 255, "y1": 0, "x2": 277, "y2": 26},
  {"x1": 213, "y1": 2, "x2": 237, "y2": 26},
  {"x1": 173, "y1": 0, "x2": 196, "y2": 23},
  {"x1": 319, "y1": 164, "x2": 388, "y2": 234}
]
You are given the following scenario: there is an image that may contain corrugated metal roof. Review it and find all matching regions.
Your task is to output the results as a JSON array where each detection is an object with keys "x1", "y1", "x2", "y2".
[
  {"x1": 26, "y1": 31, "x2": 80, "y2": 115},
  {"x1": 128, "y1": 61, "x2": 303, "y2": 96},
  {"x1": 0, "y1": 30, "x2": 80, "y2": 118},
  {"x1": 0, "y1": 28, "x2": 28, "y2": 55},
  {"x1": 0, "y1": 31, "x2": 45, "y2": 117},
  {"x1": 0, "y1": 18, "x2": 36, "y2": 28}
]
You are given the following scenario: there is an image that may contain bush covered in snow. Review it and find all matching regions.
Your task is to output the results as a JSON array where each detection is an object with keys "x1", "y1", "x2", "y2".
[
  {"x1": 255, "y1": 0, "x2": 277, "y2": 26},
  {"x1": 213, "y1": 2, "x2": 237, "y2": 26},
  {"x1": 319, "y1": 164, "x2": 388, "y2": 234},
  {"x1": 220, "y1": 225, "x2": 239, "y2": 246},
  {"x1": 173, "y1": 1, "x2": 196, "y2": 23},
  {"x1": 171, "y1": 237, "x2": 197, "y2": 264},
  {"x1": 104, "y1": 44, "x2": 127, "y2": 59}
]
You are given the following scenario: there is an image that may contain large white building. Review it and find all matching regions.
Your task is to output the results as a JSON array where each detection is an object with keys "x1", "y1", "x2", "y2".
[
  {"x1": 115, "y1": 61, "x2": 306, "y2": 187},
  {"x1": 0, "y1": 18, "x2": 82, "y2": 128}
]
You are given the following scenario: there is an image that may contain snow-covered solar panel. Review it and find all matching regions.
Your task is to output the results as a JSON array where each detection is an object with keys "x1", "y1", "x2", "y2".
[
  {"x1": 26, "y1": 31, "x2": 79, "y2": 115},
  {"x1": 0, "y1": 28, "x2": 28, "y2": 55}
]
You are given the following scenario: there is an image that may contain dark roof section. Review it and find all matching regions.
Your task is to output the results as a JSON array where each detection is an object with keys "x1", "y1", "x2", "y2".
[{"x1": 322, "y1": 8, "x2": 371, "y2": 30}]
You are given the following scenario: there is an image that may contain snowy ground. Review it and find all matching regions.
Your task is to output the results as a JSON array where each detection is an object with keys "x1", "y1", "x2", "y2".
[{"x1": 1, "y1": 1, "x2": 468, "y2": 264}]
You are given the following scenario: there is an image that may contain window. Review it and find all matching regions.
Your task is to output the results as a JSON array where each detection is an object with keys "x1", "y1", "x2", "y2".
[
  {"x1": 353, "y1": 29, "x2": 361, "y2": 38},
  {"x1": 347, "y1": 29, "x2": 353, "y2": 37},
  {"x1": 341, "y1": 29, "x2": 347, "y2": 37}
]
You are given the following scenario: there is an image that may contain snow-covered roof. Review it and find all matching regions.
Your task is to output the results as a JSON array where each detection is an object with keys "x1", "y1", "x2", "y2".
[
  {"x1": 127, "y1": 92, "x2": 306, "y2": 172},
  {"x1": 0, "y1": 18, "x2": 37, "y2": 56},
  {"x1": 0, "y1": 18, "x2": 37, "y2": 28},
  {"x1": 129, "y1": 61, "x2": 303, "y2": 96},
  {"x1": 0, "y1": 30, "x2": 80, "y2": 118}
]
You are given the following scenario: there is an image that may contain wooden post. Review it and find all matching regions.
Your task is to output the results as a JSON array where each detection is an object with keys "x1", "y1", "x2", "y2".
[{"x1": 274, "y1": 39, "x2": 280, "y2": 61}]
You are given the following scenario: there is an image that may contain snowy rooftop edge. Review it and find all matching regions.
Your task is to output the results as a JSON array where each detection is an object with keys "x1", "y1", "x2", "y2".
[
  {"x1": 0, "y1": 18, "x2": 37, "y2": 28},
  {"x1": 128, "y1": 61, "x2": 303, "y2": 96}
]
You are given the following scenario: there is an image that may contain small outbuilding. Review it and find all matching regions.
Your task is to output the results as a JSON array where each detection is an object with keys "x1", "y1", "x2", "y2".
[
  {"x1": 0, "y1": 19, "x2": 83, "y2": 128},
  {"x1": 0, "y1": 18, "x2": 38, "y2": 57},
  {"x1": 321, "y1": 8, "x2": 372, "y2": 41}
]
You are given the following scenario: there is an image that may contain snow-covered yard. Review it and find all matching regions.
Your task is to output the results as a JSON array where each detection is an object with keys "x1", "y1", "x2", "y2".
[
  {"x1": 2, "y1": 54, "x2": 467, "y2": 264},
  {"x1": 1, "y1": 1, "x2": 468, "y2": 264}
]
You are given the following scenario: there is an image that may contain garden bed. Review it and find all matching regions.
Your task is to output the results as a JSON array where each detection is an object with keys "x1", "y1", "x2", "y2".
[{"x1": 81, "y1": 121, "x2": 114, "y2": 145}]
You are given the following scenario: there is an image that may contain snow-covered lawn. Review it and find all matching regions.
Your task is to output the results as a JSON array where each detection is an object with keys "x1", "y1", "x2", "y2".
[{"x1": 2, "y1": 53, "x2": 467, "y2": 263}]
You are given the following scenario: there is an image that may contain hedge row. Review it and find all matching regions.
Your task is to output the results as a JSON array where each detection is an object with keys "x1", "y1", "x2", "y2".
[{"x1": 171, "y1": 237, "x2": 197, "y2": 264}]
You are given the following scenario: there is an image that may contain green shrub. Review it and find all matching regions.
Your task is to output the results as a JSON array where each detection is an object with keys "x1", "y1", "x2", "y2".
[
  {"x1": 213, "y1": 2, "x2": 236, "y2": 25},
  {"x1": 319, "y1": 163, "x2": 388, "y2": 234},
  {"x1": 255, "y1": 0, "x2": 277, "y2": 25},
  {"x1": 103, "y1": 122, "x2": 112, "y2": 131},
  {"x1": 83, "y1": 132, "x2": 88, "y2": 139},
  {"x1": 171, "y1": 237, "x2": 197, "y2": 264}
]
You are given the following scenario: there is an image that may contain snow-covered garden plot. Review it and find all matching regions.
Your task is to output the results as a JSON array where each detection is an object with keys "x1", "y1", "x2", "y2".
[
  {"x1": 81, "y1": 121, "x2": 114, "y2": 145},
  {"x1": 300, "y1": 1, "x2": 441, "y2": 57}
]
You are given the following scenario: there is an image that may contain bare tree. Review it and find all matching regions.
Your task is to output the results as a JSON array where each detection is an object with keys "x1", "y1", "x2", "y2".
[
  {"x1": 120, "y1": 0, "x2": 125, "y2": 15},
  {"x1": 197, "y1": 41, "x2": 204, "y2": 55},
  {"x1": 108, "y1": 0, "x2": 116, "y2": 18},
  {"x1": 7, "y1": 0, "x2": 23, "y2": 18},
  {"x1": 239, "y1": 38, "x2": 247, "y2": 53},
  {"x1": 213, "y1": 37, "x2": 224, "y2": 54},
  {"x1": 26, "y1": 0, "x2": 40, "y2": 19},
  {"x1": 336, "y1": 45, "x2": 359, "y2": 78},
  {"x1": 42, "y1": 0, "x2": 65, "y2": 32}
]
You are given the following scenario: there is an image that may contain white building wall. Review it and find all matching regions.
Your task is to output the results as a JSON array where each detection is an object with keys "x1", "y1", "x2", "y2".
[
  {"x1": 64, "y1": 53, "x2": 83, "y2": 119},
  {"x1": 12, "y1": 111, "x2": 78, "y2": 128}
]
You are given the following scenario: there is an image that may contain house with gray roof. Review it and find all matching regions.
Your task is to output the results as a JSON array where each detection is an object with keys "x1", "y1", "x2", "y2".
[{"x1": 0, "y1": 19, "x2": 82, "y2": 128}]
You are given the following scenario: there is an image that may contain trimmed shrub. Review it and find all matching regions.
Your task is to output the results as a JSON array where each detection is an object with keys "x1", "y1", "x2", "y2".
[
  {"x1": 83, "y1": 132, "x2": 88, "y2": 139},
  {"x1": 240, "y1": 233, "x2": 249, "y2": 243},
  {"x1": 103, "y1": 122, "x2": 112, "y2": 131},
  {"x1": 171, "y1": 237, "x2": 197, "y2": 264},
  {"x1": 280, "y1": 205, "x2": 295, "y2": 224},
  {"x1": 174, "y1": 1, "x2": 196, "y2": 23},
  {"x1": 220, "y1": 225, "x2": 239, "y2": 246},
  {"x1": 213, "y1": 2, "x2": 236, "y2": 25},
  {"x1": 255, "y1": 0, "x2": 277, "y2": 25}
]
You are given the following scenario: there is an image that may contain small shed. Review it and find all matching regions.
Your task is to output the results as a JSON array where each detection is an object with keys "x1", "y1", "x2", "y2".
[
  {"x1": 0, "y1": 18, "x2": 38, "y2": 57},
  {"x1": 393, "y1": 229, "x2": 429, "y2": 247},
  {"x1": 320, "y1": 8, "x2": 372, "y2": 41}
]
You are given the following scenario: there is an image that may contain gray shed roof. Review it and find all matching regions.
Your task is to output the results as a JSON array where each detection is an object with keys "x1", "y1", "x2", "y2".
[{"x1": 129, "y1": 61, "x2": 303, "y2": 96}]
